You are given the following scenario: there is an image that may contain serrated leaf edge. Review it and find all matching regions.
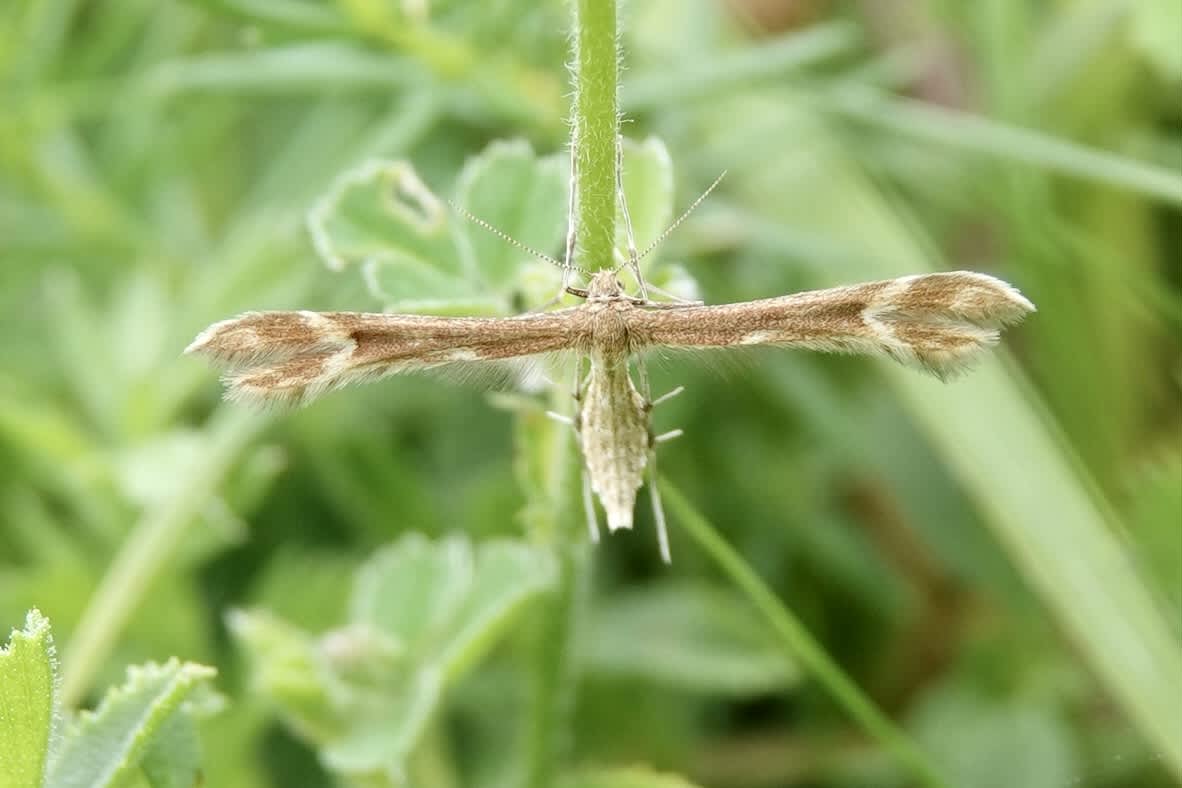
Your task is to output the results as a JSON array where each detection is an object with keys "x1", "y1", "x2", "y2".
[
  {"x1": 1, "y1": 609, "x2": 62, "y2": 787},
  {"x1": 46, "y1": 658, "x2": 216, "y2": 788},
  {"x1": 307, "y1": 158, "x2": 446, "y2": 272}
]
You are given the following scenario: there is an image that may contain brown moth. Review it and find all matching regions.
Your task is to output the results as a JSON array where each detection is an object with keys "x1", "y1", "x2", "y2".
[
  {"x1": 187, "y1": 267, "x2": 1034, "y2": 560},
  {"x1": 186, "y1": 147, "x2": 1035, "y2": 562}
]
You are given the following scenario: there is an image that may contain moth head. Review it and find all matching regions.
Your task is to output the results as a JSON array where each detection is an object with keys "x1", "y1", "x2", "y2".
[{"x1": 584, "y1": 270, "x2": 626, "y2": 302}]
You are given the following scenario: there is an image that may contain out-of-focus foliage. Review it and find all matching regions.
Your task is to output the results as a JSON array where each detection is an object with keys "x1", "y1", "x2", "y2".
[
  {"x1": 229, "y1": 534, "x2": 557, "y2": 783},
  {"x1": 1, "y1": 0, "x2": 1179, "y2": 787},
  {"x1": 1, "y1": 611, "x2": 218, "y2": 788}
]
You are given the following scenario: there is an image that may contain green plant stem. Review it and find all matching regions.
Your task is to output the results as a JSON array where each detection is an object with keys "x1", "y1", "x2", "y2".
[
  {"x1": 61, "y1": 407, "x2": 271, "y2": 706},
  {"x1": 523, "y1": 3, "x2": 618, "y2": 782},
  {"x1": 524, "y1": 544, "x2": 587, "y2": 788},
  {"x1": 572, "y1": 0, "x2": 618, "y2": 271},
  {"x1": 523, "y1": 390, "x2": 588, "y2": 788},
  {"x1": 659, "y1": 478, "x2": 952, "y2": 788}
]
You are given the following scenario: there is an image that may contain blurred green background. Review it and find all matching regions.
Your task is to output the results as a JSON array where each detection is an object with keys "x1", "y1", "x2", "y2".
[{"x1": 2, "y1": 0, "x2": 1180, "y2": 786}]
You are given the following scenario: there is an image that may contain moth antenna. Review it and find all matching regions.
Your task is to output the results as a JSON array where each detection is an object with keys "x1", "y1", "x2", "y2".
[
  {"x1": 636, "y1": 170, "x2": 727, "y2": 262},
  {"x1": 448, "y1": 200, "x2": 585, "y2": 275},
  {"x1": 614, "y1": 134, "x2": 649, "y2": 300}
]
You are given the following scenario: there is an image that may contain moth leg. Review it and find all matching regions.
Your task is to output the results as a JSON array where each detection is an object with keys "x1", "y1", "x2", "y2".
[
  {"x1": 572, "y1": 353, "x2": 589, "y2": 407},
  {"x1": 544, "y1": 359, "x2": 580, "y2": 429},
  {"x1": 641, "y1": 280, "x2": 703, "y2": 307},
  {"x1": 612, "y1": 248, "x2": 702, "y2": 306},
  {"x1": 632, "y1": 354, "x2": 654, "y2": 404},
  {"x1": 615, "y1": 134, "x2": 649, "y2": 301},
  {"x1": 568, "y1": 355, "x2": 600, "y2": 543},
  {"x1": 646, "y1": 447, "x2": 672, "y2": 564},
  {"x1": 633, "y1": 355, "x2": 672, "y2": 561},
  {"x1": 582, "y1": 466, "x2": 601, "y2": 544},
  {"x1": 649, "y1": 385, "x2": 684, "y2": 409},
  {"x1": 636, "y1": 362, "x2": 684, "y2": 439}
]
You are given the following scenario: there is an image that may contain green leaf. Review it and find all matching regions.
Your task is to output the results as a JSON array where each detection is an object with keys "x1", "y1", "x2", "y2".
[
  {"x1": 1126, "y1": 448, "x2": 1182, "y2": 625},
  {"x1": 826, "y1": 85, "x2": 1182, "y2": 206},
  {"x1": 248, "y1": 549, "x2": 356, "y2": 632},
  {"x1": 613, "y1": 136, "x2": 702, "y2": 300},
  {"x1": 438, "y1": 540, "x2": 558, "y2": 680},
  {"x1": 307, "y1": 159, "x2": 473, "y2": 309},
  {"x1": 1129, "y1": 0, "x2": 1182, "y2": 81},
  {"x1": 661, "y1": 480, "x2": 951, "y2": 788},
  {"x1": 909, "y1": 686, "x2": 1078, "y2": 788},
  {"x1": 454, "y1": 138, "x2": 567, "y2": 290},
  {"x1": 60, "y1": 407, "x2": 269, "y2": 708},
  {"x1": 115, "y1": 430, "x2": 204, "y2": 506},
  {"x1": 226, "y1": 609, "x2": 339, "y2": 741},
  {"x1": 308, "y1": 141, "x2": 571, "y2": 314},
  {"x1": 350, "y1": 534, "x2": 558, "y2": 678},
  {"x1": 706, "y1": 93, "x2": 1182, "y2": 778},
  {"x1": 0, "y1": 610, "x2": 58, "y2": 788},
  {"x1": 561, "y1": 766, "x2": 706, "y2": 788},
  {"x1": 361, "y1": 259, "x2": 505, "y2": 317},
  {"x1": 233, "y1": 535, "x2": 556, "y2": 781},
  {"x1": 138, "y1": 713, "x2": 202, "y2": 788},
  {"x1": 192, "y1": 0, "x2": 351, "y2": 34},
  {"x1": 351, "y1": 534, "x2": 475, "y2": 654},
  {"x1": 621, "y1": 22, "x2": 860, "y2": 112},
  {"x1": 145, "y1": 44, "x2": 421, "y2": 96},
  {"x1": 46, "y1": 659, "x2": 216, "y2": 788},
  {"x1": 319, "y1": 667, "x2": 442, "y2": 781},
  {"x1": 584, "y1": 582, "x2": 799, "y2": 695},
  {"x1": 324, "y1": 535, "x2": 555, "y2": 777}
]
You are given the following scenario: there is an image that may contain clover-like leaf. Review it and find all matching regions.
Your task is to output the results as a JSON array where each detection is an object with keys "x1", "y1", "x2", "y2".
[
  {"x1": 584, "y1": 582, "x2": 799, "y2": 696},
  {"x1": 137, "y1": 712, "x2": 202, "y2": 788},
  {"x1": 561, "y1": 766, "x2": 706, "y2": 788},
  {"x1": 319, "y1": 667, "x2": 442, "y2": 782},
  {"x1": 438, "y1": 540, "x2": 558, "y2": 680},
  {"x1": 0, "y1": 610, "x2": 59, "y2": 788},
  {"x1": 361, "y1": 258, "x2": 507, "y2": 316},
  {"x1": 307, "y1": 159, "x2": 474, "y2": 308},
  {"x1": 322, "y1": 535, "x2": 554, "y2": 778},
  {"x1": 308, "y1": 142, "x2": 569, "y2": 315},
  {"x1": 350, "y1": 534, "x2": 475, "y2": 655},
  {"x1": 232, "y1": 535, "x2": 556, "y2": 782},
  {"x1": 613, "y1": 137, "x2": 702, "y2": 300},
  {"x1": 349, "y1": 533, "x2": 557, "y2": 677},
  {"x1": 454, "y1": 138, "x2": 568, "y2": 291},
  {"x1": 45, "y1": 659, "x2": 216, "y2": 788},
  {"x1": 226, "y1": 609, "x2": 340, "y2": 741}
]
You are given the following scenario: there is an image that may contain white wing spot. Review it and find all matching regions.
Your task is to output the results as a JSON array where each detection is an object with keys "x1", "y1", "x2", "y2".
[{"x1": 739, "y1": 330, "x2": 777, "y2": 345}]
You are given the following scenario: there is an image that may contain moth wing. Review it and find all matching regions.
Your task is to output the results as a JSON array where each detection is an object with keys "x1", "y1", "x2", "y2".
[
  {"x1": 186, "y1": 309, "x2": 577, "y2": 407},
  {"x1": 635, "y1": 272, "x2": 1033, "y2": 379}
]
